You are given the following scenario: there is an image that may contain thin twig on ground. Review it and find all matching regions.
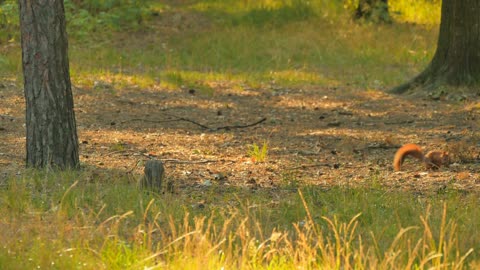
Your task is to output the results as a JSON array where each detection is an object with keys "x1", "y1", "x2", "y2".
[
  {"x1": 106, "y1": 150, "x2": 219, "y2": 164},
  {"x1": 287, "y1": 163, "x2": 332, "y2": 170},
  {"x1": 122, "y1": 114, "x2": 266, "y2": 131},
  {"x1": 161, "y1": 159, "x2": 218, "y2": 164},
  {"x1": 212, "y1": 117, "x2": 267, "y2": 131}
]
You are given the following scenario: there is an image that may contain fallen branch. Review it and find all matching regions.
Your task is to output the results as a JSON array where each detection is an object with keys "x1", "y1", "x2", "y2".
[
  {"x1": 287, "y1": 163, "x2": 331, "y2": 170},
  {"x1": 106, "y1": 149, "x2": 137, "y2": 156},
  {"x1": 161, "y1": 159, "x2": 218, "y2": 164},
  {"x1": 122, "y1": 114, "x2": 266, "y2": 131},
  {"x1": 212, "y1": 117, "x2": 267, "y2": 131},
  {"x1": 120, "y1": 118, "x2": 187, "y2": 124},
  {"x1": 364, "y1": 144, "x2": 399, "y2": 150},
  {"x1": 287, "y1": 163, "x2": 368, "y2": 170},
  {"x1": 105, "y1": 149, "x2": 219, "y2": 165},
  {"x1": 172, "y1": 116, "x2": 211, "y2": 130}
]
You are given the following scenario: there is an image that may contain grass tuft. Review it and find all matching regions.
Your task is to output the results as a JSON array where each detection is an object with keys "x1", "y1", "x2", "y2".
[{"x1": 248, "y1": 141, "x2": 269, "y2": 163}]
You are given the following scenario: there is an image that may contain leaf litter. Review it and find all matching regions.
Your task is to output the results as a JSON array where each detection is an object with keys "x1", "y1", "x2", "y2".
[{"x1": 1, "y1": 79, "x2": 479, "y2": 195}]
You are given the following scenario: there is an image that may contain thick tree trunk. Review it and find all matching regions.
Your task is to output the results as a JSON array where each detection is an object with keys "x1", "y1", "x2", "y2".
[
  {"x1": 391, "y1": 0, "x2": 480, "y2": 94},
  {"x1": 19, "y1": 0, "x2": 79, "y2": 168}
]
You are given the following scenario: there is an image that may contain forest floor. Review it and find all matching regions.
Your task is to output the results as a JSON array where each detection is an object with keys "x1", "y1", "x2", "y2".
[
  {"x1": 1, "y1": 77, "x2": 480, "y2": 194},
  {"x1": 1, "y1": 2, "x2": 480, "y2": 196}
]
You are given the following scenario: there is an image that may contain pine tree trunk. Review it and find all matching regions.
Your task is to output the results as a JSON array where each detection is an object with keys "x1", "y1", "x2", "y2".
[
  {"x1": 391, "y1": 0, "x2": 480, "y2": 93},
  {"x1": 19, "y1": 0, "x2": 79, "y2": 168}
]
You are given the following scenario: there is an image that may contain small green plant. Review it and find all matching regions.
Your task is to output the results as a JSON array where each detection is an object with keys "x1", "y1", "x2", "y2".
[
  {"x1": 109, "y1": 142, "x2": 126, "y2": 152},
  {"x1": 248, "y1": 141, "x2": 268, "y2": 162}
]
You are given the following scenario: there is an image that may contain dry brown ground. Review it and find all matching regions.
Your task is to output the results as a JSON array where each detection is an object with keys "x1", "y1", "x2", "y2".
[{"x1": 1, "y1": 80, "x2": 480, "y2": 193}]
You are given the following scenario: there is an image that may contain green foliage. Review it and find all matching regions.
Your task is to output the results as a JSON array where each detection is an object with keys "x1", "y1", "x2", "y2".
[
  {"x1": 0, "y1": 0, "x2": 442, "y2": 45},
  {"x1": 343, "y1": 0, "x2": 440, "y2": 25},
  {"x1": 344, "y1": 0, "x2": 392, "y2": 23},
  {"x1": 0, "y1": 0, "x2": 151, "y2": 42},
  {"x1": 248, "y1": 141, "x2": 268, "y2": 162},
  {"x1": 67, "y1": 0, "x2": 145, "y2": 13},
  {"x1": 1, "y1": 0, "x2": 153, "y2": 76},
  {"x1": 0, "y1": 0, "x2": 18, "y2": 42},
  {"x1": 0, "y1": 0, "x2": 440, "y2": 90},
  {"x1": 64, "y1": 0, "x2": 150, "y2": 39},
  {"x1": 389, "y1": 0, "x2": 440, "y2": 25},
  {"x1": 230, "y1": 0, "x2": 318, "y2": 27}
]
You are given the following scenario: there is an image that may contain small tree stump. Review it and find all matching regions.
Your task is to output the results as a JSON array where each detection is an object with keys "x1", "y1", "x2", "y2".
[{"x1": 141, "y1": 159, "x2": 164, "y2": 191}]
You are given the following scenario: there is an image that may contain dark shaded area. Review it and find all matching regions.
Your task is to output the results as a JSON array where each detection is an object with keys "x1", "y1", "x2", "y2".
[{"x1": 355, "y1": 0, "x2": 391, "y2": 23}]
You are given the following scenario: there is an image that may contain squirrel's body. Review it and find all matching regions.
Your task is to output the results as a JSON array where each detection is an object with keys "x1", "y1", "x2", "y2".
[{"x1": 393, "y1": 143, "x2": 449, "y2": 171}]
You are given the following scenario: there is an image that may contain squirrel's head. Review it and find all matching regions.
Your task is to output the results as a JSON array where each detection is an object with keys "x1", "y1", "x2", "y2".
[{"x1": 440, "y1": 151, "x2": 450, "y2": 165}]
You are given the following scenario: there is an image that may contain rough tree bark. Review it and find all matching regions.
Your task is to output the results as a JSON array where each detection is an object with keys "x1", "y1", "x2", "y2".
[
  {"x1": 391, "y1": 0, "x2": 480, "y2": 94},
  {"x1": 142, "y1": 159, "x2": 165, "y2": 192},
  {"x1": 19, "y1": 0, "x2": 79, "y2": 168}
]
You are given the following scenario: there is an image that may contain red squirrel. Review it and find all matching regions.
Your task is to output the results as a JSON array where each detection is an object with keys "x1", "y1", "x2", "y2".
[{"x1": 393, "y1": 143, "x2": 449, "y2": 171}]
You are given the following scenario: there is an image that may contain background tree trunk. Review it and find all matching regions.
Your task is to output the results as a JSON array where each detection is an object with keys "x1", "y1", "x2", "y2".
[
  {"x1": 391, "y1": 0, "x2": 480, "y2": 94},
  {"x1": 142, "y1": 159, "x2": 165, "y2": 192},
  {"x1": 19, "y1": 0, "x2": 79, "y2": 168},
  {"x1": 355, "y1": 0, "x2": 391, "y2": 23}
]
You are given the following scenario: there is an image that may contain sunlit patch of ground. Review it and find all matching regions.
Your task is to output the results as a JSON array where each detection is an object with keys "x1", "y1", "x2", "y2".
[{"x1": 1, "y1": 76, "x2": 479, "y2": 194}]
